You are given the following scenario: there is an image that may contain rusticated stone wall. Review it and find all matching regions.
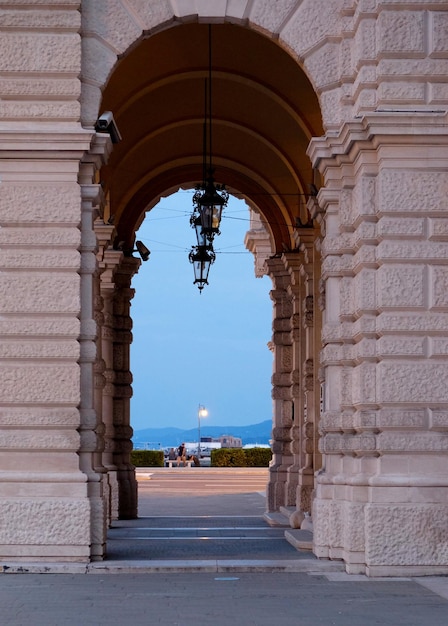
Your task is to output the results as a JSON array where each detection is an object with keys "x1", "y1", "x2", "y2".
[
  {"x1": 309, "y1": 112, "x2": 448, "y2": 576},
  {"x1": 0, "y1": 0, "x2": 447, "y2": 577}
]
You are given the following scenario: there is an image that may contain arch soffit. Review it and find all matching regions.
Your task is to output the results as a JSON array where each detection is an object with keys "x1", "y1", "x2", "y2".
[{"x1": 82, "y1": 6, "x2": 330, "y2": 252}]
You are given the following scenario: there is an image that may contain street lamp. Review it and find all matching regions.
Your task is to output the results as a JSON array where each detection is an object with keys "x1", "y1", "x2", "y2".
[{"x1": 198, "y1": 404, "x2": 208, "y2": 459}]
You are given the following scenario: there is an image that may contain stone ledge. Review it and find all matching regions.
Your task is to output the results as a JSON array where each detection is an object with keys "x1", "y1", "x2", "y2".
[
  {"x1": 0, "y1": 558, "x2": 345, "y2": 576},
  {"x1": 263, "y1": 511, "x2": 290, "y2": 527},
  {"x1": 285, "y1": 529, "x2": 314, "y2": 552}
]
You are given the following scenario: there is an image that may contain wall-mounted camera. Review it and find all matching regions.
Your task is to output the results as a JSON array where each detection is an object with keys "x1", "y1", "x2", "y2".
[{"x1": 95, "y1": 111, "x2": 122, "y2": 144}]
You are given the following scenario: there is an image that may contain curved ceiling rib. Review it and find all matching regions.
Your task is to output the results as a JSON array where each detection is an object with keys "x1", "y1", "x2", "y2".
[
  {"x1": 111, "y1": 117, "x2": 308, "y2": 222},
  {"x1": 99, "y1": 22, "x2": 323, "y2": 254},
  {"x1": 112, "y1": 71, "x2": 315, "y2": 140}
]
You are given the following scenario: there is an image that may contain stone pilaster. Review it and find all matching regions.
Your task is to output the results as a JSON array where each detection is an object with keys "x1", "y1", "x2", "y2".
[
  {"x1": 78, "y1": 161, "x2": 108, "y2": 560},
  {"x1": 309, "y1": 113, "x2": 448, "y2": 576},
  {"x1": 0, "y1": 130, "x2": 94, "y2": 562},
  {"x1": 298, "y1": 234, "x2": 321, "y2": 519},
  {"x1": 281, "y1": 253, "x2": 303, "y2": 515},
  {"x1": 112, "y1": 257, "x2": 140, "y2": 520},
  {"x1": 96, "y1": 234, "x2": 123, "y2": 523},
  {"x1": 265, "y1": 257, "x2": 293, "y2": 512}
]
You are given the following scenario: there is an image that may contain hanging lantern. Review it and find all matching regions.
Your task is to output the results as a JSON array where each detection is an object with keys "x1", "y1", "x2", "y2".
[
  {"x1": 188, "y1": 245, "x2": 216, "y2": 292},
  {"x1": 192, "y1": 173, "x2": 229, "y2": 241},
  {"x1": 190, "y1": 213, "x2": 207, "y2": 247}
]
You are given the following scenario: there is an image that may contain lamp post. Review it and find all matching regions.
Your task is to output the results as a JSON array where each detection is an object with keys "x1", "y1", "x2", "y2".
[{"x1": 197, "y1": 404, "x2": 208, "y2": 459}]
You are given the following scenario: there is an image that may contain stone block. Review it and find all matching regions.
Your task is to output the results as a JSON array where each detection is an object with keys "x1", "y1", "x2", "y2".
[
  {"x1": 0, "y1": 318, "x2": 80, "y2": 338},
  {"x1": 0, "y1": 100, "x2": 80, "y2": 121},
  {"x1": 304, "y1": 43, "x2": 340, "y2": 91},
  {"x1": 0, "y1": 407, "x2": 80, "y2": 427},
  {"x1": 0, "y1": 450, "x2": 81, "y2": 474},
  {"x1": 377, "y1": 265, "x2": 424, "y2": 309},
  {"x1": 250, "y1": 0, "x2": 298, "y2": 34},
  {"x1": 353, "y1": 245, "x2": 376, "y2": 271},
  {"x1": 117, "y1": 0, "x2": 173, "y2": 30},
  {"x1": 339, "y1": 38, "x2": 353, "y2": 78},
  {"x1": 0, "y1": 274, "x2": 79, "y2": 314},
  {"x1": 0, "y1": 499, "x2": 90, "y2": 546},
  {"x1": 0, "y1": 429, "x2": 79, "y2": 451},
  {"x1": 322, "y1": 233, "x2": 354, "y2": 256},
  {"x1": 377, "y1": 431, "x2": 448, "y2": 453},
  {"x1": 431, "y1": 337, "x2": 448, "y2": 358},
  {"x1": 0, "y1": 9, "x2": 80, "y2": 29},
  {"x1": 0, "y1": 364, "x2": 80, "y2": 404},
  {"x1": 378, "y1": 80, "x2": 425, "y2": 104},
  {"x1": 353, "y1": 176, "x2": 377, "y2": 217},
  {"x1": 81, "y1": 37, "x2": 118, "y2": 86},
  {"x1": 281, "y1": 0, "x2": 341, "y2": 57},
  {"x1": 429, "y1": 218, "x2": 448, "y2": 241},
  {"x1": 0, "y1": 184, "x2": 81, "y2": 223},
  {"x1": 319, "y1": 88, "x2": 347, "y2": 129},
  {"x1": 379, "y1": 241, "x2": 448, "y2": 262},
  {"x1": 339, "y1": 189, "x2": 353, "y2": 229},
  {"x1": 430, "y1": 266, "x2": 448, "y2": 309},
  {"x1": 0, "y1": 340, "x2": 79, "y2": 360},
  {"x1": 0, "y1": 34, "x2": 80, "y2": 73},
  {"x1": 354, "y1": 269, "x2": 376, "y2": 314},
  {"x1": 377, "y1": 311, "x2": 448, "y2": 334},
  {"x1": 354, "y1": 17, "x2": 376, "y2": 62},
  {"x1": 378, "y1": 217, "x2": 425, "y2": 239},
  {"x1": 0, "y1": 77, "x2": 80, "y2": 99},
  {"x1": 430, "y1": 11, "x2": 448, "y2": 57},
  {"x1": 429, "y1": 81, "x2": 448, "y2": 103},
  {"x1": 378, "y1": 11, "x2": 425, "y2": 55},
  {"x1": 313, "y1": 498, "x2": 343, "y2": 550},
  {"x1": 343, "y1": 503, "x2": 365, "y2": 552},
  {"x1": 378, "y1": 57, "x2": 447, "y2": 79},
  {"x1": 430, "y1": 410, "x2": 448, "y2": 430},
  {"x1": 0, "y1": 0, "x2": 79, "y2": 5},
  {"x1": 379, "y1": 362, "x2": 448, "y2": 403},
  {"x1": 352, "y1": 362, "x2": 376, "y2": 405},
  {"x1": 354, "y1": 338, "x2": 377, "y2": 360},
  {"x1": 82, "y1": 0, "x2": 141, "y2": 53},
  {"x1": 365, "y1": 503, "x2": 448, "y2": 566},
  {"x1": 377, "y1": 336, "x2": 425, "y2": 357},
  {"x1": 339, "y1": 277, "x2": 354, "y2": 317},
  {"x1": 379, "y1": 170, "x2": 448, "y2": 214},
  {"x1": 0, "y1": 249, "x2": 79, "y2": 270},
  {"x1": 0, "y1": 227, "x2": 80, "y2": 247}
]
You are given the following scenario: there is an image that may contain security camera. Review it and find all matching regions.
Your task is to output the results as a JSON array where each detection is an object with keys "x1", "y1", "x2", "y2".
[
  {"x1": 135, "y1": 240, "x2": 151, "y2": 262},
  {"x1": 95, "y1": 111, "x2": 122, "y2": 144}
]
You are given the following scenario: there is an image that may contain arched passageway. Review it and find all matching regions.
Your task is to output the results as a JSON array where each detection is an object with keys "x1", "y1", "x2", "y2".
[
  {"x1": 94, "y1": 20, "x2": 324, "y2": 537},
  {"x1": 2, "y1": 1, "x2": 448, "y2": 577}
]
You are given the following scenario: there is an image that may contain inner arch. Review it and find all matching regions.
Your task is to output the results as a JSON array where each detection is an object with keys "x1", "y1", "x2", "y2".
[{"x1": 97, "y1": 22, "x2": 323, "y2": 252}]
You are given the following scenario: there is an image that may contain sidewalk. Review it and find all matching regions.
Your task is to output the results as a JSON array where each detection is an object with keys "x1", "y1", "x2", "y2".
[{"x1": 1, "y1": 468, "x2": 448, "y2": 625}]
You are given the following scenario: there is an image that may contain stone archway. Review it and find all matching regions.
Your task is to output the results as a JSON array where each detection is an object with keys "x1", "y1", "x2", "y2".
[
  {"x1": 88, "y1": 17, "x2": 326, "y2": 554},
  {"x1": 1, "y1": 1, "x2": 448, "y2": 577}
]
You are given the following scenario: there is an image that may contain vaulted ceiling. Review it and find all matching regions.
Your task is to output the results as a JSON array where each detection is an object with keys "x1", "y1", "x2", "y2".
[{"x1": 99, "y1": 22, "x2": 323, "y2": 254}]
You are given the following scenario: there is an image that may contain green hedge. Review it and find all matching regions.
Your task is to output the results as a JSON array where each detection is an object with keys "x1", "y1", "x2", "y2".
[
  {"x1": 131, "y1": 449, "x2": 164, "y2": 467},
  {"x1": 211, "y1": 447, "x2": 272, "y2": 467},
  {"x1": 243, "y1": 447, "x2": 272, "y2": 467}
]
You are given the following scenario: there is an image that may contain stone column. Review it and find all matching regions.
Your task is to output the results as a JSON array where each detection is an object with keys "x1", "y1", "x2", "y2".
[
  {"x1": 96, "y1": 234, "x2": 122, "y2": 523},
  {"x1": 113, "y1": 257, "x2": 140, "y2": 519},
  {"x1": 309, "y1": 113, "x2": 448, "y2": 576},
  {"x1": 281, "y1": 253, "x2": 303, "y2": 518},
  {"x1": 298, "y1": 233, "x2": 321, "y2": 522},
  {"x1": 265, "y1": 257, "x2": 293, "y2": 512}
]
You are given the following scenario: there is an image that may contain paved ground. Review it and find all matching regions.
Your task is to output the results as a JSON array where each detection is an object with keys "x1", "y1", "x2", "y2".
[{"x1": 1, "y1": 467, "x2": 448, "y2": 625}]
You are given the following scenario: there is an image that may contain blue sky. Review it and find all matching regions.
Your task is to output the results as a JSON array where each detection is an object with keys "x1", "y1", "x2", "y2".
[{"x1": 129, "y1": 191, "x2": 273, "y2": 432}]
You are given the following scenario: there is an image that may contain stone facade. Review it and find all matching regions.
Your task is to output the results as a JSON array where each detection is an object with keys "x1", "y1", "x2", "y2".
[{"x1": 0, "y1": 0, "x2": 447, "y2": 576}]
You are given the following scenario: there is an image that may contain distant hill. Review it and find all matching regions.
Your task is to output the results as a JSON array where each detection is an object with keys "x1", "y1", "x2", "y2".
[{"x1": 133, "y1": 420, "x2": 272, "y2": 449}]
